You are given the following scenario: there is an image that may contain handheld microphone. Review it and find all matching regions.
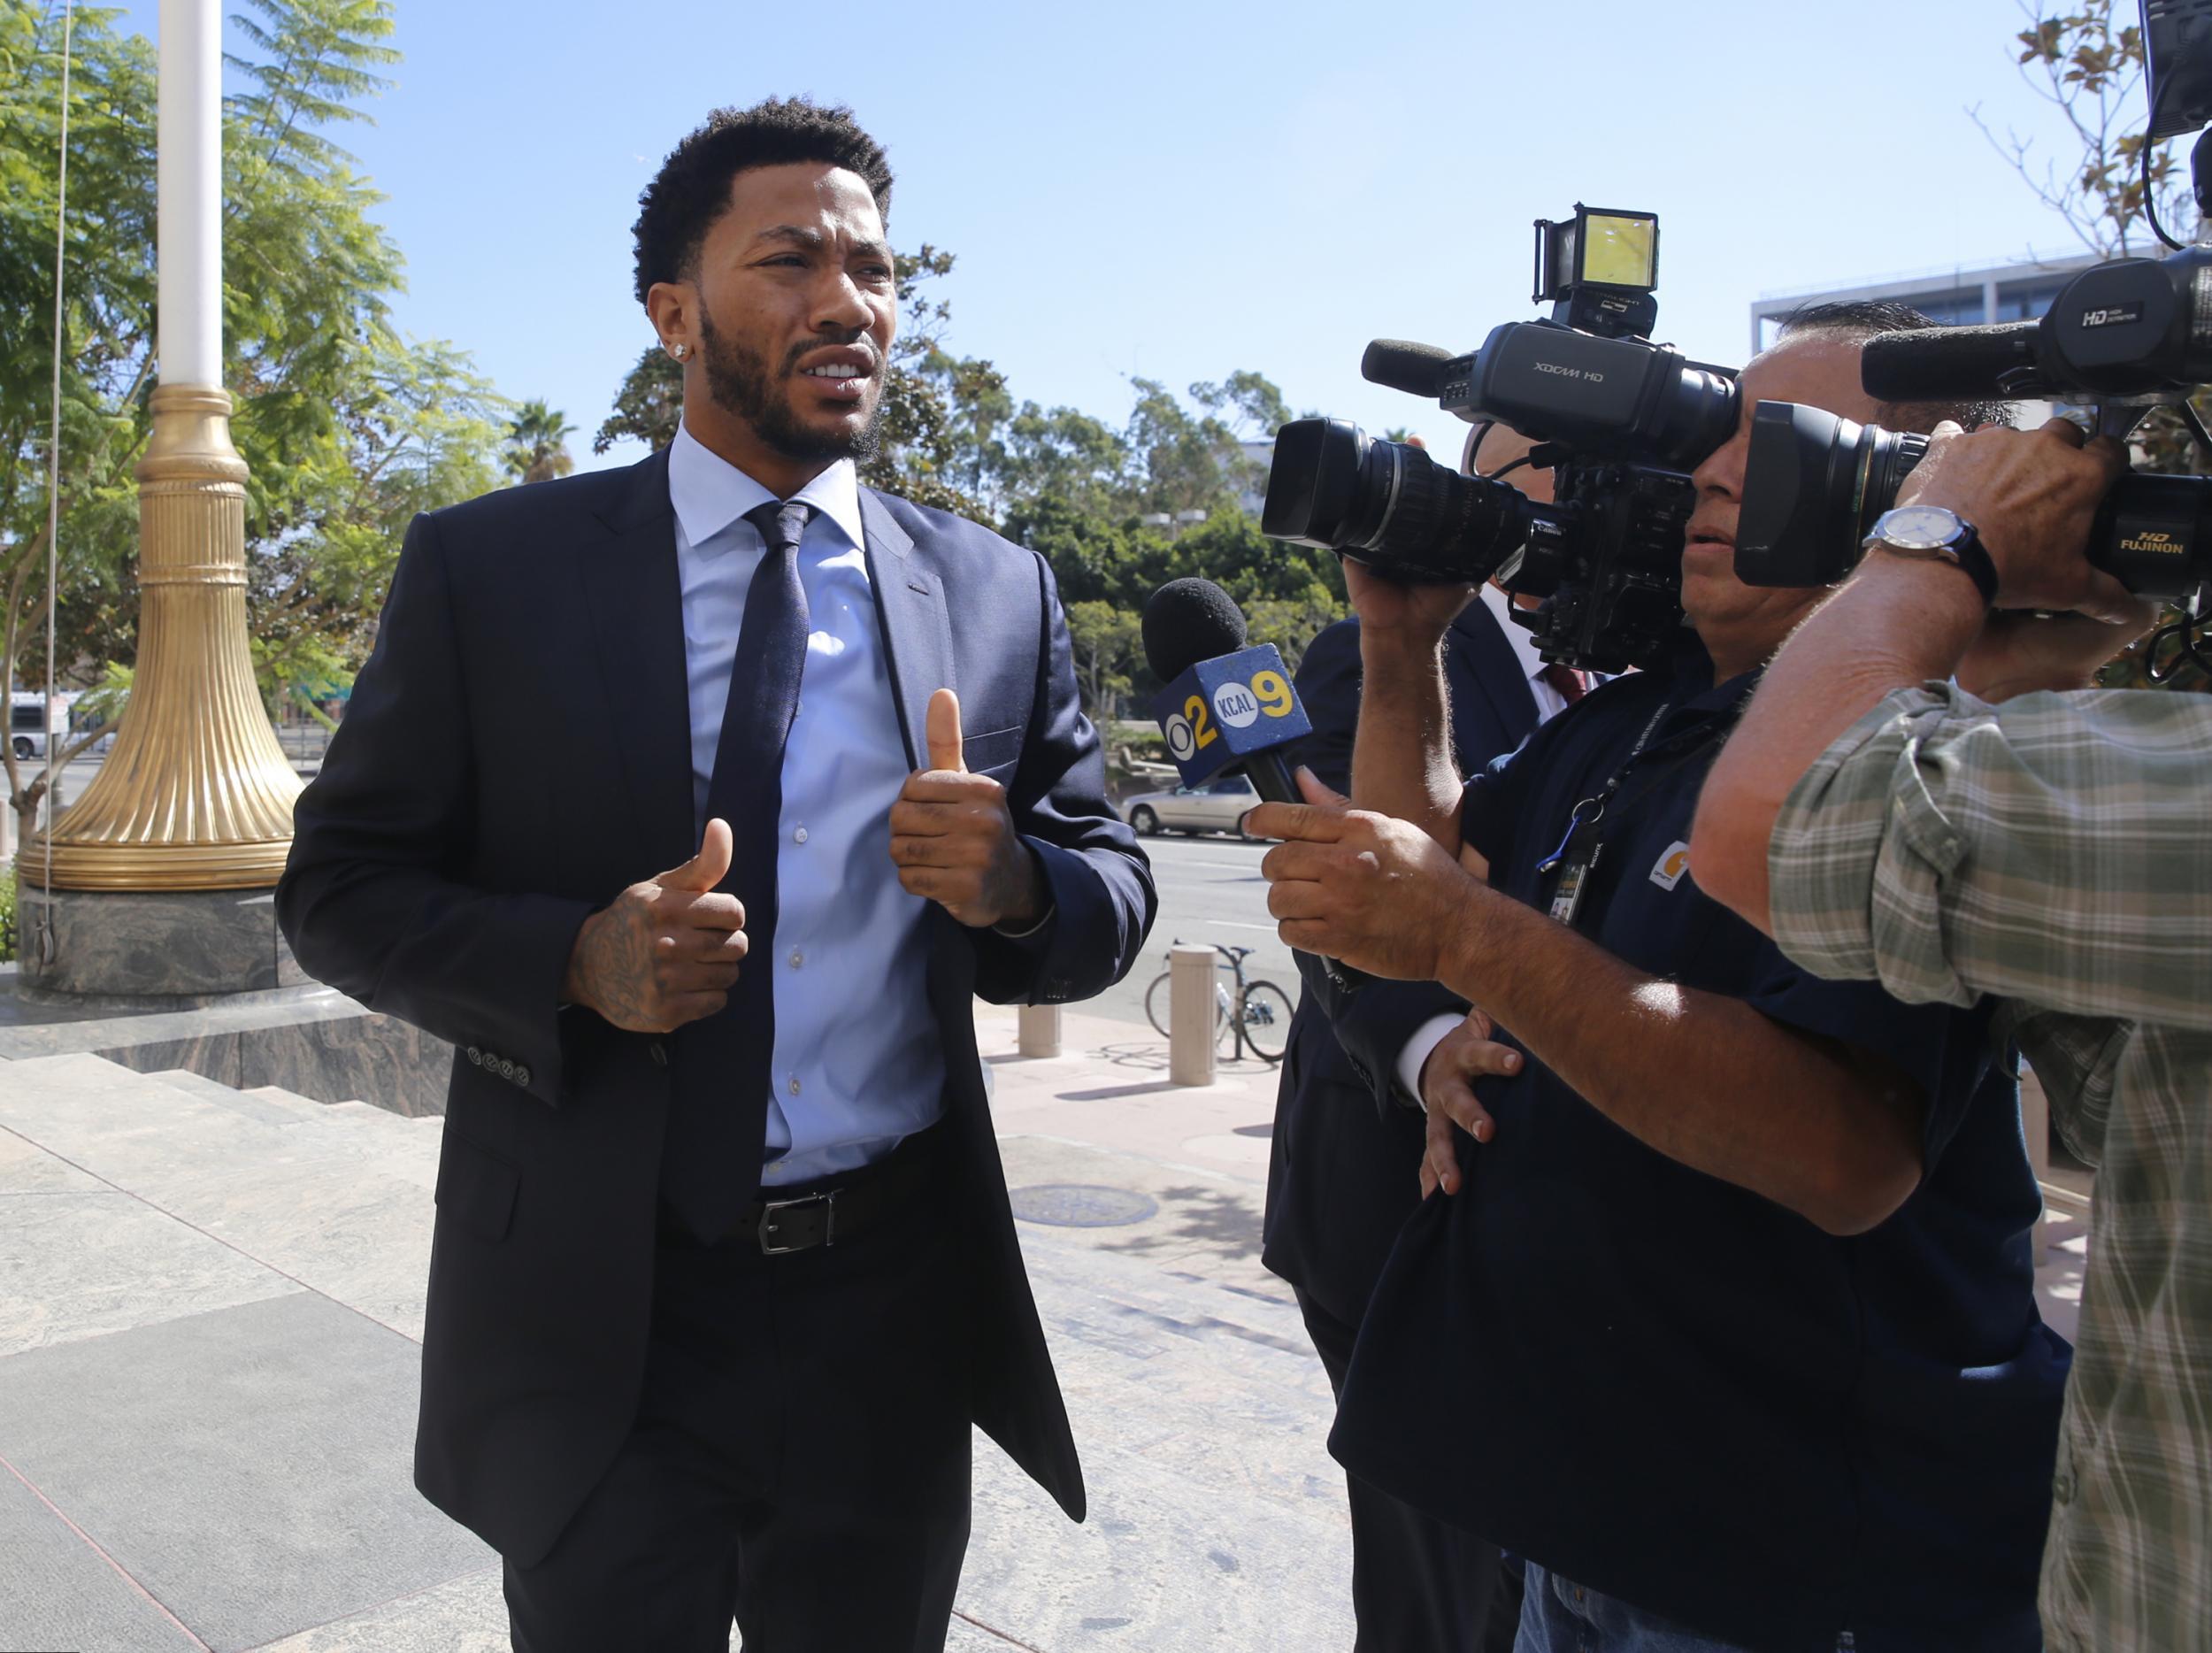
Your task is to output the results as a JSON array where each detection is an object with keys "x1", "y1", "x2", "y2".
[
  {"x1": 1860, "y1": 320, "x2": 2046, "y2": 402},
  {"x1": 1141, "y1": 578, "x2": 1370, "y2": 994},
  {"x1": 1140, "y1": 578, "x2": 1310, "y2": 803}
]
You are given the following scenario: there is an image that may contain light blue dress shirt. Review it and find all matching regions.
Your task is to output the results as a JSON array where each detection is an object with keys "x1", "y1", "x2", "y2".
[{"x1": 667, "y1": 423, "x2": 945, "y2": 1186}]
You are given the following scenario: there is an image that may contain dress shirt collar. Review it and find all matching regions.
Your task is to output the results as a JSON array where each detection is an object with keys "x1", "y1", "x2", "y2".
[
  {"x1": 1476, "y1": 580, "x2": 1550, "y2": 688},
  {"x1": 667, "y1": 419, "x2": 866, "y2": 554}
]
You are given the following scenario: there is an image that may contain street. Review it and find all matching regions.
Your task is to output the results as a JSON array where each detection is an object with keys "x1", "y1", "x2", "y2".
[{"x1": 1086, "y1": 832, "x2": 1302, "y2": 1029}]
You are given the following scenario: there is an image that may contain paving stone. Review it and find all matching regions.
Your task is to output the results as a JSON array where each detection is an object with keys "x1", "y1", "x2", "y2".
[
  {"x1": 0, "y1": 1124, "x2": 104, "y2": 1194},
  {"x1": 0, "y1": 1456, "x2": 201, "y2": 1652},
  {"x1": 0, "y1": 1290, "x2": 492, "y2": 1652},
  {"x1": 134, "y1": 1155, "x2": 434, "y2": 1341},
  {"x1": 0, "y1": 1188, "x2": 288, "y2": 1357},
  {"x1": 250, "y1": 1565, "x2": 509, "y2": 1653}
]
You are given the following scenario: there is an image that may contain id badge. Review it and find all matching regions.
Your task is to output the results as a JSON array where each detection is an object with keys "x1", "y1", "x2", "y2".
[{"x1": 1548, "y1": 842, "x2": 1602, "y2": 928}]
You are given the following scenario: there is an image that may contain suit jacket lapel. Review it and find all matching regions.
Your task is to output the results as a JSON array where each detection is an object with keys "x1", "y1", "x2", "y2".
[
  {"x1": 581, "y1": 447, "x2": 696, "y2": 871},
  {"x1": 1448, "y1": 600, "x2": 1540, "y2": 744},
  {"x1": 860, "y1": 489, "x2": 954, "y2": 769}
]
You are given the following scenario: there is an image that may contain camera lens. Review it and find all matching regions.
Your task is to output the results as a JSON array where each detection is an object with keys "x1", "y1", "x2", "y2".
[
  {"x1": 1648, "y1": 365, "x2": 1744, "y2": 471},
  {"x1": 1263, "y1": 418, "x2": 1531, "y2": 583},
  {"x1": 1735, "y1": 402, "x2": 1929, "y2": 588}
]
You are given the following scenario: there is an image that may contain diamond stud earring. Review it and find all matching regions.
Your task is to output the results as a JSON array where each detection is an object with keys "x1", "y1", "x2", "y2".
[{"x1": 668, "y1": 342, "x2": 688, "y2": 361}]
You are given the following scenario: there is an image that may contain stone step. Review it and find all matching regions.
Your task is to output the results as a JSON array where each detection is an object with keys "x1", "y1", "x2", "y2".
[
  {"x1": 0, "y1": 1053, "x2": 437, "y2": 1342},
  {"x1": 143, "y1": 1066, "x2": 322, "y2": 1129}
]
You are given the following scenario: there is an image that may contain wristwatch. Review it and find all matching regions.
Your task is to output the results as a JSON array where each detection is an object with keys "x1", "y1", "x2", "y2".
[{"x1": 1863, "y1": 504, "x2": 1999, "y2": 607}]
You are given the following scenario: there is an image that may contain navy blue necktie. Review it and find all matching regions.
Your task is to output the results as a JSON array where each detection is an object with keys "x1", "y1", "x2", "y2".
[{"x1": 660, "y1": 499, "x2": 813, "y2": 1241}]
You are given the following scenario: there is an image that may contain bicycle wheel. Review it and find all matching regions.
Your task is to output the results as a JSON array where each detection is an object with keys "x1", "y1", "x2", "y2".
[
  {"x1": 1144, "y1": 972, "x2": 1173, "y2": 1037},
  {"x1": 1235, "y1": 980, "x2": 1295, "y2": 1064}
]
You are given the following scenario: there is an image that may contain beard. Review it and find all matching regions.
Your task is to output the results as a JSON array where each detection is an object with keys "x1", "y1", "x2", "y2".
[{"x1": 696, "y1": 311, "x2": 883, "y2": 466}]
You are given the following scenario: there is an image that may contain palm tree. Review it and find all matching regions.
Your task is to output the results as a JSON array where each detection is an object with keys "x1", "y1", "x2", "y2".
[{"x1": 505, "y1": 400, "x2": 576, "y2": 484}]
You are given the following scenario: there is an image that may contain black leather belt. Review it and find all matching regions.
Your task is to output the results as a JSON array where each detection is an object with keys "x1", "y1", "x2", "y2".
[{"x1": 664, "y1": 1127, "x2": 944, "y2": 1255}]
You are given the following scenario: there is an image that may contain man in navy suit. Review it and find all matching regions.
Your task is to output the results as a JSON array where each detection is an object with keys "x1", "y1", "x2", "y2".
[
  {"x1": 277, "y1": 98, "x2": 1154, "y2": 1653},
  {"x1": 1264, "y1": 426, "x2": 1576, "y2": 1651}
]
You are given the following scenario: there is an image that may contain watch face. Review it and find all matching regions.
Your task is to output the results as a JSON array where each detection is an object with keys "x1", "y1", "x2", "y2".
[{"x1": 1874, "y1": 504, "x2": 1962, "y2": 551}]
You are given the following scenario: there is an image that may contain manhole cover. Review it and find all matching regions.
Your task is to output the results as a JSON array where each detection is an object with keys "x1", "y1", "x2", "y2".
[{"x1": 1009, "y1": 1184, "x2": 1159, "y2": 1227}]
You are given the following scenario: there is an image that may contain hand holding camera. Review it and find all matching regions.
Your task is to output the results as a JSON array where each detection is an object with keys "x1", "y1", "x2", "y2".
[{"x1": 1892, "y1": 419, "x2": 2141, "y2": 622}]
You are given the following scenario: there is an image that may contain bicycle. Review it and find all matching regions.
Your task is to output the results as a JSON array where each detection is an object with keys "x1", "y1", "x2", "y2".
[{"x1": 1141, "y1": 940, "x2": 1294, "y2": 1065}]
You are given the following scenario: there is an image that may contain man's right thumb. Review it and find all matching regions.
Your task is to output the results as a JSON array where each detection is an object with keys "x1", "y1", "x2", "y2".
[{"x1": 664, "y1": 818, "x2": 733, "y2": 890}]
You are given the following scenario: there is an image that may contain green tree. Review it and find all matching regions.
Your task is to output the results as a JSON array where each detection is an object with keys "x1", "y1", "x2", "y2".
[
  {"x1": 1062, "y1": 599, "x2": 1142, "y2": 728},
  {"x1": 594, "y1": 346, "x2": 682, "y2": 454},
  {"x1": 856, "y1": 244, "x2": 1000, "y2": 522},
  {"x1": 0, "y1": 0, "x2": 506, "y2": 842},
  {"x1": 504, "y1": 398, "x2": 574, "y2": 483}
]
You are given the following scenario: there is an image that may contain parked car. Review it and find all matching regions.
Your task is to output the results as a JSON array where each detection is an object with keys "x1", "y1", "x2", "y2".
[{"x1": 1120, "y1": 773, "x2": 1258, "y2": 837}]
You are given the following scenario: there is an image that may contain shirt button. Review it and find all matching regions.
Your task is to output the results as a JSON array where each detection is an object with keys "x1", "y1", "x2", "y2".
[
  {"x1": 2053, "y1": 1471, "x2": 2076, "y2": 1504},
  {"x1": 794, "y1": 826, "x2": 809, "y2": 844},
  {"x1": 788, "y1": 1076, "x2": 802, "y2": 1096},
  {"x1": 789, "y1": 949, "x2": 803, "y2": 968}
]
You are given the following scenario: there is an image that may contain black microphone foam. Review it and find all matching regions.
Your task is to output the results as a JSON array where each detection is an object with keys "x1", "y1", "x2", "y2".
[
  {"x1": 1860, "y1": 321, "x2": 2043, "y2": 403},
  {"x1": 1362, "y1": 338, "x2": 1455, "y2": 398},
  {"x1": 1141, "y1": 577, "x2": 1247, "y2": 683}
]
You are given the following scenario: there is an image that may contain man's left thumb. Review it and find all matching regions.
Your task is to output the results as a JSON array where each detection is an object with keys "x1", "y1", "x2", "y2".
[{"x1": 1295, "y1": 765, "x2": 1349, "y2": 808}]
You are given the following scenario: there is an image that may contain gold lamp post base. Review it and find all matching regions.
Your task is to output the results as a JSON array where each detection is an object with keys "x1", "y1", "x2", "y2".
[{"x1": 24, "y1": 385, "x2": 302, "y2": 893}]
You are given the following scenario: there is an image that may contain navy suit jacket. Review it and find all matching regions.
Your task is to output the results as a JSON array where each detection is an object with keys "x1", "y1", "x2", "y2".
[
  {"x1": 277, "y1": 448, "x2": 1155, "y2": 1564},
  {"x1": 1262, "y1": 603, "x2": 1540, "y2": 1327}
]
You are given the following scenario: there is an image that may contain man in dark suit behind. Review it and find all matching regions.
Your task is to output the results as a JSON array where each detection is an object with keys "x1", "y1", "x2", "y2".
[
  {"x1": 277, "y1": 99, "x2": 1153, "y2": 1653},
  {"x1": 1263, "y1": 426, "x2": 1574, "y2": 1651}
]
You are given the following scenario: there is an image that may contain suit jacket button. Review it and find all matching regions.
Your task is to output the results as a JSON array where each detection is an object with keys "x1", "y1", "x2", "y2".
[
  {"x1": 649, "y1": 1041, "x2": 669, "y2": 1068},
  {"x1": 467, "y1": 1046, "x2": 483, "y2": 1065},
  {"x1": 514, "y1": 1065, "x2": 532, "y2": 1088},
  {"x1": 498, "y1": 1058, "x2": 518, "y2": 1081}
]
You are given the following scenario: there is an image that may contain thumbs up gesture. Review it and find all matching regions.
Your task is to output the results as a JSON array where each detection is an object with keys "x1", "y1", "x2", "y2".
[
  {"x1": 560, "y1": 818, "x2": 750, "y2": 1033},
  {"x1": 889, "y1": 688, "x2": 1047, "y2": 930}
]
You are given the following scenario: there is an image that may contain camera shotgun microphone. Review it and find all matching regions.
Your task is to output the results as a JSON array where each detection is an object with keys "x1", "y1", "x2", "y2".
[
  {"x1": 1141, "y1": 578, "x2": 1371, "y2": 994},
  {"x1": 1860, "y1": 320, "x2": 2046, "y2": 403},
  {"x1": 1362, "y1": 338, "x2": 1457, "y2": 400}
]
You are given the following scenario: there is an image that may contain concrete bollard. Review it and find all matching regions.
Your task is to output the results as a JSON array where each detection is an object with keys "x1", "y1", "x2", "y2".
[
  {"x1": 1018, "y1": 1003, "x2": 1062, "y2": 1058},
  {"x1": 1169, "y1": 943, "x2": 1217, "y2": 1088}
]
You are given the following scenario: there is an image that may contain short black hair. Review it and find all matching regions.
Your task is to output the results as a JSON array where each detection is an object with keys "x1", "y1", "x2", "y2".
[
  {"x1": 1776, "y1": 299, "x2": 2015, "y2": 434},
  {"x1": 631, "y1": 97, "x2": 894, "y2": 305}
]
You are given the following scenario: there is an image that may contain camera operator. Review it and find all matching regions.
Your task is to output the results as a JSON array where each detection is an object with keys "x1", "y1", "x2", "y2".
[
  {"x1": 1267, "y1": 419, "x2": 1580, "y2": 1653},
  {"x1": 1250, "y1": 303, "x2": 2067, "y2": 1653},
  {"x1": 1689, "y1": 415, "x2": 2208, "y2": 1653}
]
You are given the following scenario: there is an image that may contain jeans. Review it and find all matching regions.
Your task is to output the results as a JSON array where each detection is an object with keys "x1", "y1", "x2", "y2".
[{"x1": 1514, "y1": 1563, "x2": 1856, "y2": 1653}]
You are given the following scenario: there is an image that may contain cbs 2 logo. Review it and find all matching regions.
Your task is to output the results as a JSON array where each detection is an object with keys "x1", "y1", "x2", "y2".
[{"x1": 1162, "y1": 670, "x2": 1294, "y2": 760}]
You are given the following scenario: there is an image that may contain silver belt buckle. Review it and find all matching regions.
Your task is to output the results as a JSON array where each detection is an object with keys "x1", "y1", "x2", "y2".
[{"x1": 757, "y1": 1190, "x2": 836, "y2": 1255}]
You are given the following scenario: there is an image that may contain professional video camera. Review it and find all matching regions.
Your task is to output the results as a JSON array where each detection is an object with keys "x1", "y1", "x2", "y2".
[
  {"x1": 1736, "y1": 0, "x2": 2212, "y2": 652},
  {"x1": 1261, "y1": 204, "x2": 1740, "y2": 673}
]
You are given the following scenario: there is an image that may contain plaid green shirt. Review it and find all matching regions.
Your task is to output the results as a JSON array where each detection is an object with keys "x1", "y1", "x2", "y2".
[{"x1": 1768, "y1": 682, "x2": 2212, "y2": 1653}]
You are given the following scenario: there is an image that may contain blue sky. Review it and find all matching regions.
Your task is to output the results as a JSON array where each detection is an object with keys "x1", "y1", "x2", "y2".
[{"x1": 104, "y1": 0, "x2": 2135, "y2": 471}]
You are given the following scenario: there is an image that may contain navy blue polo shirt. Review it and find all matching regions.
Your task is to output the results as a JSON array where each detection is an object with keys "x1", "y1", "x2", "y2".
[{"x1": 1331, "y1": 645, "x2": 2070, "y2": 1653}]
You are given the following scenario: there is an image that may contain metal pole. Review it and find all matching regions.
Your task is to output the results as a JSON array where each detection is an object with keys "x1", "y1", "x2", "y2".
[{"x1": 1168, "y1": 943, "x2": 1217, "y2": 1087}]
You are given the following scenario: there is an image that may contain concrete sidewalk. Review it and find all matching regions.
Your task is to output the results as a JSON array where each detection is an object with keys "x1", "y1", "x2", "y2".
[
  {"x1": 0, "y1": 1009, "x2": 1341, "y2": 1652},
  {"x1": 0, "y1": 1003, "x2": 2088, "y2": 1652}
]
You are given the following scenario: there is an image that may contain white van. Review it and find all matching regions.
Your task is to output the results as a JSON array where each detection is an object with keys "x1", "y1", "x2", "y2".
[{"x1": 9, "y1": 694, "x2": 66, "y2": 762}]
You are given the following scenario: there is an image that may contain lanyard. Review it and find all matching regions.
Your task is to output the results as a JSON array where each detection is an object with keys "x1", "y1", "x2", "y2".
[{"x1": 1536, "y1": 684, "x2": 1753, "y2": 930}]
